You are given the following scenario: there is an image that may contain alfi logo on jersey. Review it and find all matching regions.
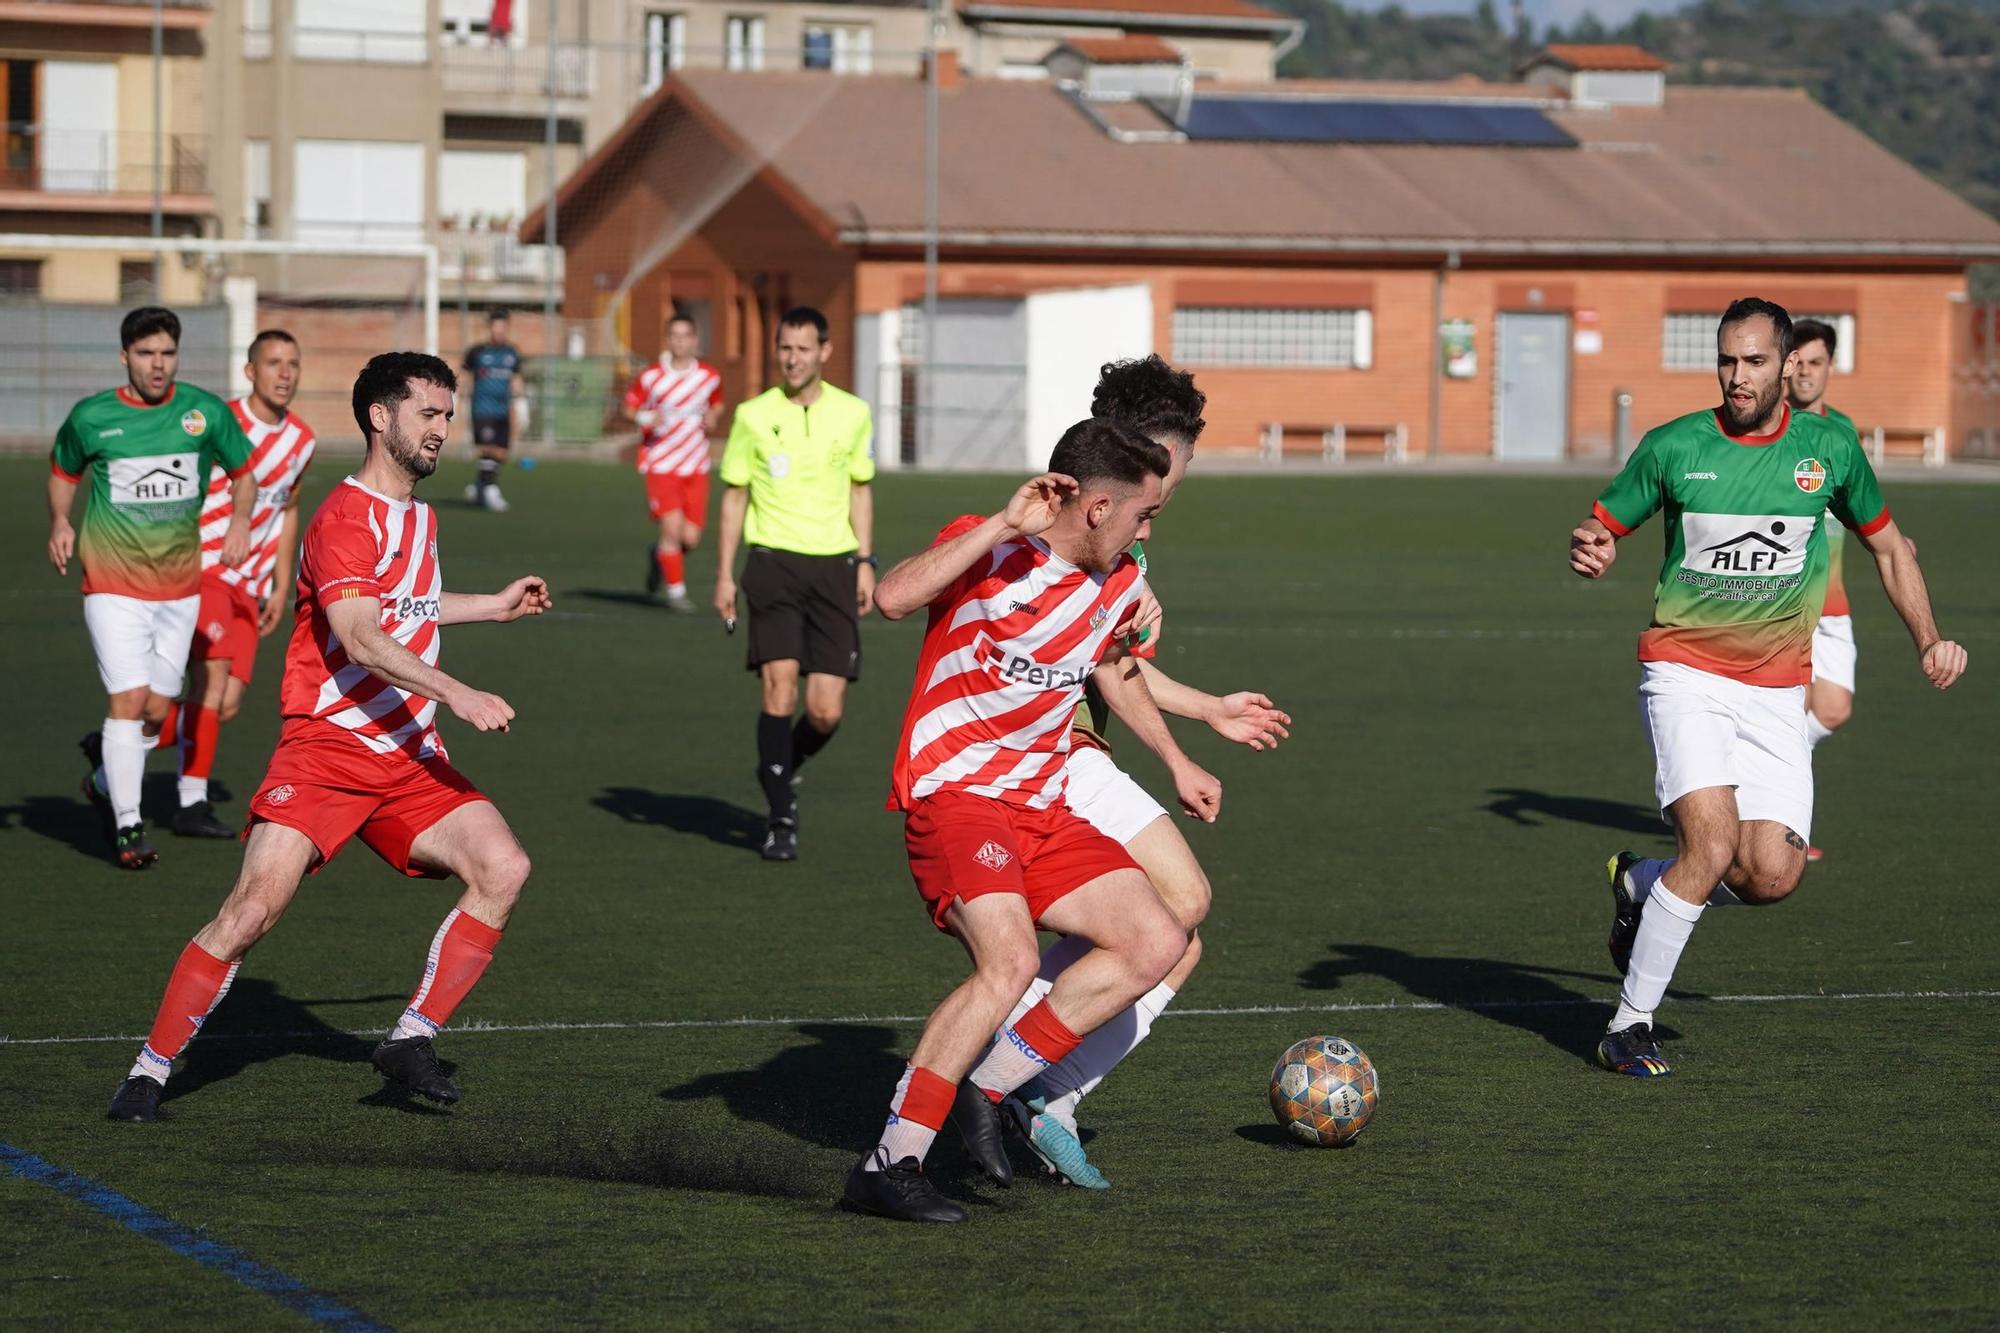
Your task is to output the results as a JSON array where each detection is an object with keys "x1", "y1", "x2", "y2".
[
  {"x1": 1680, "y1": 512, "x2": 1813, "y2": 579},
  {"x1": 180, "y1": 409, "x2": 207, "y2": 437},
  {"x1": 1794, "y1": 458, "x2": 1827, "y2": 493},
  {"x1": 107, "y1": 453, "x2": 199, "y2": 507}
]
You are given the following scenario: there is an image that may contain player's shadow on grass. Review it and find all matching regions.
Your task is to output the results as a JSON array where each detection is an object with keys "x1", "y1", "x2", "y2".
[
  {"x1": 0, "y1": 793, "x2": 108, "y2": 862},
  {"x1": 169, "y1": 978, "x2": 411, "y2": 1106},
  {"x1": 659, "y1": 1023, "x2": 907, "y2": 1155},
  {"x1": 573, "y1": 588, "x2": 671, "y2": 610},
  {"x1": 1484, "y1": 788, "x2": 1667, "y2": 839},
  {"x1": 1297, "y1": 942, "x2": 1693, "y2": 1066},
  {"x1": 594, "y1": 786, "x2": 765, "y2": 850}
]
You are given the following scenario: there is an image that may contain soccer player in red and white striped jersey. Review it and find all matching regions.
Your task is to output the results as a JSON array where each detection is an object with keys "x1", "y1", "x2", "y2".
[
  {"x1": 164, "y1": 330, "x2": 317, "y2": 839},
  {"x1": 623, "y1": 313, "x2": 722, "y2": 611},
  {"x1": 842, "y1": 419, "x2": 1221, "y2": 1224},
  {"x1": 107, "y1": 352, "x2": 553, "y2": 1124}
]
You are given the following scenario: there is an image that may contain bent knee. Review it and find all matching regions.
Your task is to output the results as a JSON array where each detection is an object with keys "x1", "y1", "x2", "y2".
[
  {"x1": 805, "y1": 703, "x2": 843, "y2": 733},
  {"x1": 980, "y1": 943, "x2": 1043, "y2": 1001},
  {"x1": 473, "y1": 843, "x2": 532, "y2": 900},
  {"x1": 1157, "y1": 864, "x2": 1211, "y2": 931}
]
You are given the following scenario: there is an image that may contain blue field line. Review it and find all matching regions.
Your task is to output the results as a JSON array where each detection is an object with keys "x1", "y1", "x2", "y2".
[{"x1": 0, "y1": 1142, "x2": 388, "y2": 1331}]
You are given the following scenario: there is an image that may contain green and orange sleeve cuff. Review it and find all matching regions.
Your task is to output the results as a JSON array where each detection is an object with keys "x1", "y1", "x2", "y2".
[
  {"x1": 49, "y1": 457, "x2": 81, "y2": 483},
  {"x1": 1591, "y1": 501, "x2": 1635, "y2": 538}
]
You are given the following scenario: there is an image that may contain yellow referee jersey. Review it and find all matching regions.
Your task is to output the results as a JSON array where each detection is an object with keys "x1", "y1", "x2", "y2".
[{"x1": 719, "y1": 383, "x2": 875, "y2": 556}]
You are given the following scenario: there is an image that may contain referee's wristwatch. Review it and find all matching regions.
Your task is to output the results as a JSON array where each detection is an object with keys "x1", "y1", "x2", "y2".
[{"x1": 852, "y1": 553, "x2": 879, "y2": 568}]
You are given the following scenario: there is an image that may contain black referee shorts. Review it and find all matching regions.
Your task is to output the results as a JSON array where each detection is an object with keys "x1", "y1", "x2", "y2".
[
  {"x1": 473, "y1": 415, "x2": 512, "y2": 449},
  {"x1": 741, "y1": 546, "x2": 861, "y2": 680}
]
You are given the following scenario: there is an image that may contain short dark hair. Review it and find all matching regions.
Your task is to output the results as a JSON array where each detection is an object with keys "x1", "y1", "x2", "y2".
[
  {"x1": 777, "y1": 306, "x2": 829, "y2": 342},
  {"x1": 1719, "y1": 297, "x2": 1794, "y2": 359},
  {"x1": 488, "y1": 307, "x2": 510, "y2": 323},
  {"x1": 1091, "y1": 355, "x2": 1206, "y2": 454},
  {"x1": 352, "y1": 352, "x2": 458, "y2": 438},
  {"x1": 247, "y1": 328, "x2": 298, "y2": 360},
  {"x1": 121, "y1": 306, "x2": 180, "y2": 350},
  {"x1": 1791, "y1": 317, "x2": 1837, "y2": 359},
  {"x1": 667, "y1": 310, "x2": 698, "y2": 332},
  {"x1": 1048, "y1": 417, "x2": 1171, "y2": 493}
]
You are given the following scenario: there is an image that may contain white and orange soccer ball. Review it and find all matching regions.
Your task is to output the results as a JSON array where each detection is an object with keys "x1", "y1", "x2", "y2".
[{"x1": 1269, "y1": 1035, "x2": 1378, "y2": 1147}]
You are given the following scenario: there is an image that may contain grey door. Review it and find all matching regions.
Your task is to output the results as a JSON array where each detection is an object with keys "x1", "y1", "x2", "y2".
[{"x1": 1495, "y1": 313, "x2": 1570, "y2": 460}]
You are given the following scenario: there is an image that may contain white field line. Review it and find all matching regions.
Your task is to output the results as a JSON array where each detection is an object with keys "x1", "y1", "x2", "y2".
[{"x1": 3, "y1": 988, "x2": 1995, "y2": 1050}]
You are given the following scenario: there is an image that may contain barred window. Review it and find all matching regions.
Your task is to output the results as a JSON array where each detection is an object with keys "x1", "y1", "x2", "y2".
[
  {"x1": 1172, "y1": 307, "x2": 1372, "y2": 369},
  {"x1": 1663, "y1": 311, "x2": 1856, "y2": 372}
]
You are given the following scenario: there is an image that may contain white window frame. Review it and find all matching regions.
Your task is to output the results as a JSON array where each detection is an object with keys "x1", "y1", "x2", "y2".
[
  {"x1": 643, "y1": 11, "x2": 687, "y2": 91},
  {"x1": 244, "y1": 0, "x2": 272, "y2": 58},
  {"x1": 1664, "y1": 311, "x2": 1856, "y2": 373},
  {"x1": 725, "y1": 15, "x2": 766, "y2": 71},
  {"x1": 294, "y1": 0, "x2": 429, "y2": 63},
  {"x1": 1171, "y1": 307, "x2": 1372, "y2": 369},
  {"x1": 803, "y1": 21, "x2": 872, "y2": 73},
  {"x1": 439, "y1": 149, "x2": 528, "y2": 228},
  {"x1": 293, "y1": 139, "x2": 426, "y2": 245}
]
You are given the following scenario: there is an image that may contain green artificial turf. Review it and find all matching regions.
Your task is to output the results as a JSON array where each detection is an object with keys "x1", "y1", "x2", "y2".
[{"x1": 2, "y1": 458, "x2": 1995, "y2": 1329}]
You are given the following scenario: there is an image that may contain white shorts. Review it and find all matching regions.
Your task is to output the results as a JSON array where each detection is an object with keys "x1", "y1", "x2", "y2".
[
  {"x1": 1062, "y1": 745, "x2": 1168, "y2": 846},
  {"x1": 1639, "y1": 661, "x2": 1813, "y2": 842},
  {"x1": 84, "y1": 592, "x2": 199, "y2": 697},
  {"x1": 1811, "y1": 614, "x2": 1857, "y2": 695}
]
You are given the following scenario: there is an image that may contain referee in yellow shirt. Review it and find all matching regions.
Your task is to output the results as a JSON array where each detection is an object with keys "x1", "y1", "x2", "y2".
[{"x1": 713, "y1": 306, "x2": 876, "y2": 862}]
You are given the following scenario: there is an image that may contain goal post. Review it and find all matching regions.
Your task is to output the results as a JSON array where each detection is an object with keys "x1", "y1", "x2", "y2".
[{"x1": 0, "y1": 234, "x2": 440, "y2": 445}]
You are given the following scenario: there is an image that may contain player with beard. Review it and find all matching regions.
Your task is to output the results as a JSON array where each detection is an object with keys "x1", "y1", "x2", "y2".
[
  {"x1": 1569, "y1": 298, "x2": 1966, "y2": 1077},
  {"x1": 106, "y1": 352, "x2": 553, "y2": 1122}
]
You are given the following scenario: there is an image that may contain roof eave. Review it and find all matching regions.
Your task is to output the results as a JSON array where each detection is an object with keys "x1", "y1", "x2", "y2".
[
  {"x1": 841, "y1": 228, "x2": 2000, "y2": 260},
  {"x1": 961, "y1": 4, "x2": 1299, "y2": 32}
]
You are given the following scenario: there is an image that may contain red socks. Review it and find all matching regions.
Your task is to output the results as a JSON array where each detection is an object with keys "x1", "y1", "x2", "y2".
[
  {"x1": 392, "y1": 909, "x2": 504, "y2": 1039},
  {"x1": 154, "y1": 702, "x2": 179, "y2": 748},
  {"x1": 970, "y1": 999, "x2": 1082, "y2": 1101},
  {"x1": 134, "y1": 940, "x2": 240, "y2": 1081},
  {"x1": 181, "y1": 700, "x2": 220, "y2": 780},
  {"x1": 874, "y1": 1064, "x2": 957, "y2": 1167},
  {"x1": 657, "y1": 546, "x2": 685, "y2": 587}
]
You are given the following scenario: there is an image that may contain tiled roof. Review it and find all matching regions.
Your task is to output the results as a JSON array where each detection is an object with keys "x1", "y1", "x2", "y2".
[
  {"x1": 1052, "y1": 35, "x2": 1185, "y2": 63},
  {"x1": 532, "y1": 73, "x2": 2000, "y2": 259},
  {"x1": 1533, "y1": 44, "x2": 1670, "y2": 72},
  {"x1": 961, "y1": 0, "x2": 1293, "y2": 27}
]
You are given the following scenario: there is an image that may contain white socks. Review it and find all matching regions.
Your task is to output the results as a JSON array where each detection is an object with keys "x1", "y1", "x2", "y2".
[
  {"x1": 1630, "y1": 854, "x2": 1742, "y2": 907},
  {"x1": 1610, "y1": 882, "x2": 1705, "y2": 1031},
  {"x1": 1037, "y1": 977, "x2": 1178, "y2": 1107},
  {"x1": 178, "y1": 775, "x2": 209, "y2": 809},
  {"x1": 100, "y1": 718, "x2": 155, "y2": 828}
]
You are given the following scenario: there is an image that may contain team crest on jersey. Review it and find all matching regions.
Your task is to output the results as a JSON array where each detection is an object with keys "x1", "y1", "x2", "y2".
[
  {"x1": 1793, "y1": 458, "x2": 1826, "y2": 493},
  {"x1": 266, "y1": 784, "x2": 296, "y2": 805},
  {"x1": 1089, "y1": 605, "x2": 1111, "y2": 632},
  {"x1": 973, "y1": 840, "x2": 1013, "y2": 872},
  {"x1": 180, "y1": 409, "x2": 207, "y2": 437}
]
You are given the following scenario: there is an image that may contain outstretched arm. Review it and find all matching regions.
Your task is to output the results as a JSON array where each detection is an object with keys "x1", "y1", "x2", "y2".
[
  {"x1": 1856, "y1": 518, "x2": 1966, "y2": 689},
  {"x1": 1090, "y1": 659, "x2": 1220, "y2": 822},
  {"x1": 874, "y1": 473, "x2": 1076, "y2": 621},
  {"x1": 324, "y1": 597, "x2": 515, "y2": 731},
  {"x1": 440, "y1": 576, "x2": 551, "y2": 626},
  {"x1": 1130, "y1": 658, "x2": 1290, "y2": 750}
]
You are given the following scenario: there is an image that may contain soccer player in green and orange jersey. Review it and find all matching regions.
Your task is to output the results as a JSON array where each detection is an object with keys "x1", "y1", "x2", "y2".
[
  {"x1": 1786, "y1": 318, "x2": 1860, "y2": 861},
  {"x1": 48, "y1": 307, "x2": 255, "y2": 869},
  {"x1": 1568, "y1": 298, "x2": 1967, "y2": 1077}
]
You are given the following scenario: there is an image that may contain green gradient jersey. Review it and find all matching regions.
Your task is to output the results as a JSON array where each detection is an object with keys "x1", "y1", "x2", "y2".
[
  {"x1": 1593, "y1": 405, "x2": 1888, "y2": 687},
  {"x1": 1820, "y1": 406, "x2": 1858, "y2": 617},
  {"x1": 1075, "y1": 540, "x2": 1149, "y2": 746},
  {"x1": 51, "y1": 384, "x2": 252, "y2": 601}
]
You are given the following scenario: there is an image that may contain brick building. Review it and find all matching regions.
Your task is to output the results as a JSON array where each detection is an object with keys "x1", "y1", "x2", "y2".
[{"x1": 529, "y1": 46, "x2": 2000, "y2": 467}]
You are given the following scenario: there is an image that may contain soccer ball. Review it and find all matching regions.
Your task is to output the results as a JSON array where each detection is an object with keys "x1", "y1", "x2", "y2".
[{"x1": 1269, "y1": 1035, "x2": 1378, "y2": 1147}]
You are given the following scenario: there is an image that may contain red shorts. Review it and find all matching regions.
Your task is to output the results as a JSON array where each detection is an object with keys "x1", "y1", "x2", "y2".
[
  {"x1": 190, "y1": 573, "x2": 260, "y2": 684},
  {"x1": 247, "y1": 720, "x2": 488, "y2": 879},
  {"x1": 904, "y1": 791, "x2": 1139, "y2": 931},
  {"x1": 645, "y1": 471, "x2": 710, "y2": 523}
]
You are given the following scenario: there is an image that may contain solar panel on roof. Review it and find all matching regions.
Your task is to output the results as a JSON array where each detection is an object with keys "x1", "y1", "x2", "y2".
[{"x1": 1165, "y1": 98, "x2": 1576, "y2": 148}]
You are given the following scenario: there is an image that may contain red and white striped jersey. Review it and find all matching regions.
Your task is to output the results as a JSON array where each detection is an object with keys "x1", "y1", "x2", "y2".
[
  {"x1": 624, "y1": 358, "x2": 721, "y2": 476},
  {"x1": 280, "y1": 478, "x2": 446, "y2": 761},
  {"x1": 890, "y1": 515, "x2": 1145, "y2": 812},
  {"x1": 200, "y1": 399, "x2": 316, "y2": 602}
]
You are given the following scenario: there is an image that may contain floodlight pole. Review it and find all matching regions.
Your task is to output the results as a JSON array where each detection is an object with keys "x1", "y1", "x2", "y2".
[
  {"x1": 151, "y1": 0, "x2": 163, "y2": 288},
  {"x1": 922, "y1": 0, "x2": 942, "y2": 467},
  {"x1": 543, "y1": 0, "x2": 561, "y2": 453}
]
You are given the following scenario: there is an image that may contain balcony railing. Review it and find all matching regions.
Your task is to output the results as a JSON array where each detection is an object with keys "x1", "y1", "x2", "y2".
[
  {"x1": 440, "y1": 43, "x2": 593, "y2": 99},
  {"x1": 437, "y1": 227, "x2": 563, "y2": 285},
  {"x1": 0, "y1": 124, "x2": 208, "y2": 197}
]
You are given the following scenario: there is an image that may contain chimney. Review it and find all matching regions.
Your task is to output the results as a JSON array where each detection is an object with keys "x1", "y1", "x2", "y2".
[{"x1": 927, "y1": 48, "x2": 963, "y2": 90}]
